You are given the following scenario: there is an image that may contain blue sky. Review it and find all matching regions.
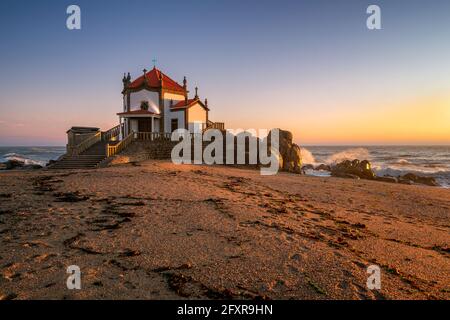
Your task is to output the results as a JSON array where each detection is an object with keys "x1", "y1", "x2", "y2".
[{"x1": 0, "y1": 0, "x2": 449, "y2": 145}]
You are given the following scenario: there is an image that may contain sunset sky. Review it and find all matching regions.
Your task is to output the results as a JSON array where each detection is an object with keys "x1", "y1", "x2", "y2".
[{"x1": 0, "y1": 0, "x2": 449, "y2": 146}]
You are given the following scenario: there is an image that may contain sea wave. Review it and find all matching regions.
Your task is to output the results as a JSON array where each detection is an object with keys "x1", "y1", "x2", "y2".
[
  {"x1": 301, "y1": 147, "x2": 371, "y2": 165},
  {"x1": 324, "y1": 148, "x2": 371, "y2": 164},
  {"x1": 395, "y1": 159, "x2": 411, "y2": 165},
  {"x1": 300, "y1": 148, "x2": 317, "y2": 165},
  {"x1": 303, "y1": 169, "x2": 331, "y2": 177},
  {"x1": 372, "y1": 164, "x2": 450, "y2": 177},
  {"x1": 301, "y1": 147, "x2": 450, "y2": 187},
  {"x1": 2, "y1": 153, "x2": 47, "y2": 166}
]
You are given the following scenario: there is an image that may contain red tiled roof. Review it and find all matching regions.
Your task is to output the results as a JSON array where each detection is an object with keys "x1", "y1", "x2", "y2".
[
  {"x1": 127, "y1": 67, "x2": 185, "y2": 92},
  {"x1": 117, "y1": 110, "x2": 158, "y2": 116},
  {"x1": 171, "y1": 98, "x2": 198, "y2": 109}
]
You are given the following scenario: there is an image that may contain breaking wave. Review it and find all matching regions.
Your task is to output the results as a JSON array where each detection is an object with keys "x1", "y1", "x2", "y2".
[
  {"x1": 2, "y1": 153, "x2": 47, "y2": 166},
  {"x1": 301, "y1": 146, "x2": 450, "y2": 187},
  {"x1": 324, "y1": 148, "x2": 371, "y2": 164},
  {"x1": 301, "y1": 147, "x2": 371, "y2": 165},
  {"x1": 300, "y1": 148, "x2": 317, "y2": 165},
  {"x1": 395, "y1": 159, "x2": 411, "y2": 165}
]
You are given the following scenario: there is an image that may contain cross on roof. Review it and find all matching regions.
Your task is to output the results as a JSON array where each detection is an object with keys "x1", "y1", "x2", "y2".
[{"x1": 152, "y1": 58, "x2": 157, "y2": 68}]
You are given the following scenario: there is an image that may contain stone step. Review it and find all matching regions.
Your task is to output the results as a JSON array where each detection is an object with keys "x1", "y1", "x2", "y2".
[{"x1": 50, "y1": 140, "x2": 110, "y2": 170}]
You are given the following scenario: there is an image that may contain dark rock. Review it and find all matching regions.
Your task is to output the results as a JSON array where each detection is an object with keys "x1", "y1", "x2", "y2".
[
  {"x1": 267, "y1": 129, "x2": 303, "y2": 174},
  {"x1": 1, "y1": 160, "x2": 42, "y2": 170},
  {"x1": 302, "y1": 164, "x2": 314, "y2": 171},
  {"x1": 374, "y1": 176, "x2": 398, "y2": 183},
  {"x1": 331, "y1": 159, "x2": 375, "y2": 180},
  {"x1": 315, "y1": 164, "x2": 331, "y2": 171},
  {"x1": 398, "y1": 178, "x2": 414, "y2": 185},
  {"x1": 332, "y1": 172, "x2": 360, "y2": 179},
  {"x1": 23, "y1": 164, "x2": 43, "y2": 170},
  {"x1": 4, "y1": 160, "x2": 25, "y2": 170},
  {"x1": 46, "y1": 160, "x2": 57, "y2": 167},
  {"x1": 399, "y1": 173, "x2": 438, "y2": 186}
]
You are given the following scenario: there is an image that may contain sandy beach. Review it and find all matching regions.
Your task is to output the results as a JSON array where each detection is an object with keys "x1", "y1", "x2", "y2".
[{"x1": 0, "y1": 161, "x2": 449, "y2": 300}]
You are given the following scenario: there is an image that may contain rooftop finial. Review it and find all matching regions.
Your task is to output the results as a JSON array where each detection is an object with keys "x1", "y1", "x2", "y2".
[
  {"x1": 152, "y1": 58, "x2": 157, "y2": 69},
  {"x1": 205, "y1": 98, "x2": 208, "y2": 107},
  {"x1": 195, "y1": 87, "x2": 198, "y2": 99},
  {"x1": 122, "y1": 73, "x2": 130, "y2": 89},
  {"x1": 183, "y1": 76, "x2": 187, "y2": 89},
  {"x1": 143, "y1": 69, "x2": 147, "y2": 85}
]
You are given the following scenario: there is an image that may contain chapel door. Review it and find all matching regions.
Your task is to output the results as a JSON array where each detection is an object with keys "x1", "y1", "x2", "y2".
[
  {"x1": 171, "y1": 119, "x2": 178, "y2": 132},
  {"x1": 138, "y1": 118, "x2": 152, "y2": 132}
]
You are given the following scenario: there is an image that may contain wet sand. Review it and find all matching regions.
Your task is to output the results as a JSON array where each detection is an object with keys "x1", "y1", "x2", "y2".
[{"x1": 0, "y1": 160, "x2": 449, "y2": 300}]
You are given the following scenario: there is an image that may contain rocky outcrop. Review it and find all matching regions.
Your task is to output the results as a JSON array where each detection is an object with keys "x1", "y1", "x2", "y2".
[
  {"x1": 374, "y1": 176, "x2": 398, "y2": 183},
  {"x1": 331, "y1": 159, "x2": 375, "y2": 180},
  {"x1": 0, "y1": 160, "x2": 42, "y2": 170},
  {"x1": 328, "y1": 159, "x2": 439, "y2": 187},
  {"x1": 315, "y1": 164, "x2": 331, "y2": 171},
  {"x1": 267, "y1": 129, "x2": 302, "y2": 174},
  {"x1": 46, "y1": 160, "x2": 57, "y2": 167},
  {"x1": 398, "y1": 173, "x2": 438, "y2": 186}
]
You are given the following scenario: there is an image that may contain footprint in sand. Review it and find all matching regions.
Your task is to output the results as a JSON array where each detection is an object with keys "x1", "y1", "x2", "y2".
[{"x1": 0, "y1": 293, "x2": 18, "y2": 300}]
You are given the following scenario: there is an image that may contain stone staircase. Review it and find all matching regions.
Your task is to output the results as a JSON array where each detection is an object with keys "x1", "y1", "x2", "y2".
[
  {"x1": 50, "y1": 128, "x2": 226, "y2": 169},
  {"x1": 49, "y1": 141, "x2": 107, "y2": 170}
]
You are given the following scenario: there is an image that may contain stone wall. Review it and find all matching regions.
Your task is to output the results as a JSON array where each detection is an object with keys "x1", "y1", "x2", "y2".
[{"x1": 109, "y1": 129, "x2": 303, "y2": 174}]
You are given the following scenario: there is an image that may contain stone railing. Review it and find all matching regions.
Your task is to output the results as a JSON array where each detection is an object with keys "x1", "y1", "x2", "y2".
[
  {"x1": 106, "y1": 132, "x2": 134, "y2": 157},
  {"x1": 71, "y1": 131, "x2": 102, "y2": 155},
  {"x1": 102, "y1": 123, "x2": 123, "y2": 142},
  {"x1": 105, "y1": 131, "x2": 205, "y2": 158},
  {"x1": 204, "y1": 120, "x2": 225, "y2": 131},
  {"x1": 135, "y1": 132, "x2": 172, "y2": 141}
]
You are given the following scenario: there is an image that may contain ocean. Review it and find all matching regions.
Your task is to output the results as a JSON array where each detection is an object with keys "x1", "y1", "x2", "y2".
[
  {"x1": 0, "y1": 146, "x2": 66, "y2": 167},
  {"x1": 301, "y1": 146, "x2": 450, "y2": 188},
  {"x1": 0, "y1": 145, "x2": 449, "y2": 187}
]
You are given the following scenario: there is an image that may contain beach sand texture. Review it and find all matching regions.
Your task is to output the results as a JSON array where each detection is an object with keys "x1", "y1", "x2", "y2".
[{"x1": 0, "y1": 160, "x2": 449, "y2": 300}]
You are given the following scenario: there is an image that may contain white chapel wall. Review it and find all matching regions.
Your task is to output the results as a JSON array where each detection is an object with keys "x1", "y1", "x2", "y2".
[
  {"x1": 163, "y1": 92, "x2": 185, "y2": 133},
  {"x1": 129, "y1": 90, "x2": 160, "y2": 113},
  {"x1": 168, "y1": 111, "x2": 185, "y2": 132}
]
